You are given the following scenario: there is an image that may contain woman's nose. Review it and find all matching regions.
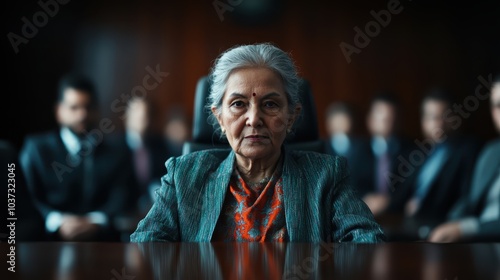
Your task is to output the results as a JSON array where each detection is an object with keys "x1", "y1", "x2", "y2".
[{"x1": 246, "y1": 105, "x2": 263, "y2": 127}]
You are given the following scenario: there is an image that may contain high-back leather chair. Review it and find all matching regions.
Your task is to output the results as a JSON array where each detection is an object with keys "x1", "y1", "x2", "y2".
[{"x1": 182, "y1": 75, "x2": 324, "y2": 155}]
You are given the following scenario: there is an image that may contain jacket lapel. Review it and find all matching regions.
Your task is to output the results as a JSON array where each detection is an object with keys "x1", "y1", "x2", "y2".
[
  {"x1": 471, "y1": 143, "x2": 500, "y2": 207},
  {"x1": 198, "y1": 148, "x2": 317, "y2": 242},
  {"x1": 282, "y1": 148, "x2": 311, "y2": 241},
  {"x1": 200, "y1": 150, "x2": 235, "y2": 241}
]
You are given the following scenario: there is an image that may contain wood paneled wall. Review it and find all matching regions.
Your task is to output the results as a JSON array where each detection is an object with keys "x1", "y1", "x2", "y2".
[{"x1": 5, "y1": 0, "x2": 499, "y2": 149}]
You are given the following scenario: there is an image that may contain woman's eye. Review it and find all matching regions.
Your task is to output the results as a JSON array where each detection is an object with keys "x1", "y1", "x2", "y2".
[
  {"x1": 231, "y1": 101, "x2": 245, "y2": 107},
  {"x1": 264, "y1": 101, "x2": 278, "y2": 108}
]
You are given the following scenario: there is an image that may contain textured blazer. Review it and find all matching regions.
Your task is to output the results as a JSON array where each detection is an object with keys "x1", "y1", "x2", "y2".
[{"x1": 130, "y1": 148, "x2": 385, "y2": 243}]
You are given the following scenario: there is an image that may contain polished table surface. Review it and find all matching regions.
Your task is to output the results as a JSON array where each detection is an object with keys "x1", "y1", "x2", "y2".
[{"x1": 2, "y1": 242, "x2": 500, "y2": 280}]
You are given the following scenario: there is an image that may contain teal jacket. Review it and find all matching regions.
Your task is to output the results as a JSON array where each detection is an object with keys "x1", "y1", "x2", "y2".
[{"x1": 130, "y1": 148, "x2": 385, "y2": 243}]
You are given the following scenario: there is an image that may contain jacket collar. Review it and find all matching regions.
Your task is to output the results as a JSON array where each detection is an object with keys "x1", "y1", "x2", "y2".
[
  {"x1": 202, "y1": 147, "x2": 314, "y2": 242},
  {"x1": 471, "y1": 140, "x2": 500, "y2": 204},
  {"x1": 202, "y1": 149, "x2": 235, "y2": 241},
  {"x1": 282, "y1": 146, "x2": 321, "y2": 241},
  {"x1": 281, "y1": 147, "x2": 306, "y2": 241}
]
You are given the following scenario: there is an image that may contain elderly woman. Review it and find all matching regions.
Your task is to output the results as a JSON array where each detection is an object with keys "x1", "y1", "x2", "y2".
[{"x1": 131, "y1": 43, "x2": 385, "y2": 243}]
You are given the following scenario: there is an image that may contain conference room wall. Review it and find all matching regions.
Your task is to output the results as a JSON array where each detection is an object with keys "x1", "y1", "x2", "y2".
[{"x1": 4, "y1": 0, "x2": 499, "y2": 150}]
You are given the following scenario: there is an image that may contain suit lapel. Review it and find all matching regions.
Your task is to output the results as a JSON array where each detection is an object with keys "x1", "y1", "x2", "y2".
[
  {"x1": 282, "y1": 149, "x2": 311, "y2": 241},
  {"x1": 201, "y1": 150, "x2": 235, "y2": 241},
  {"x1": 418, "y1": 144, "x2": 452, "y2": 202},
  {"x1": 52, "y1": 130, "x2": 82, "y2": 184},
  {"x1": 53, "y1": 130, "x2": 72, "y2": 163},
  {"x1": 471, "y1": 143, "x2": 500, "y2": 207},
  {"x1": 198, "y1": 148, "x2": 317, "y2": 241}
]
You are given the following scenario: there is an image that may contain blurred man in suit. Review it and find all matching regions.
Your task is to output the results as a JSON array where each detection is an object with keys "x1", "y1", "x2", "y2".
[
  {"x1": 356, "y1": 93, "x2": 411, "y2": 217},
  {"x1": 324, "y1": 102, "x2": 359, "y2": 163},
  {"x1": 123, "y1": 97, "x2": 169, "y2": 216},
  {"x1": 162, "y1": 106, "x2": 190, "y2": 158},
  {"x1": 19, "y1": 74, "x2": 137, "y2": 241},
  {"x1": 389, "y1": 89, "x2": 481, "y2": 237},
  {"x1": 428, "y1": 75, "x2": 500, "y2": 242}
]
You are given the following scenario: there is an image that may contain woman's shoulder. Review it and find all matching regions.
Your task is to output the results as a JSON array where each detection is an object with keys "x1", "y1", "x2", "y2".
[
  {"x1": 287, "y1": 150, "x2": 349, "y2": 176},
  {"x1": 166, "y1": 148, "x2": 232, "y2": 169},
  {"x1": 288, "y1": 150, "x2": 346, "y2": 166},
  {"x1": 285, "y1": 150, "x2": 350, "y2": 188}
]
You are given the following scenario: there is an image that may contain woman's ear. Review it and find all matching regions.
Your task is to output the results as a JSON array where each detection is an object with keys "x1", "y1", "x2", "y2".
[
  {"x1": 287, "y1": 104, "x2": 302, "y2": 130},
  {"x1": 211, "y1": 106, "x2": 224, "y2": 130}
]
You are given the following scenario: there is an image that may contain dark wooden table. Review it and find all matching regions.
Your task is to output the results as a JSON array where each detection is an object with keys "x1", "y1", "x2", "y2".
[{"x1": 2, "y1": 242, "x2": 499, "y2": 279}]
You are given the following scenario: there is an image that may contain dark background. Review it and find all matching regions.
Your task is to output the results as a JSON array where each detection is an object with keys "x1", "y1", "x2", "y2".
[{"x1": 4, "y1": 0, "x2": 500, "y2": 151}]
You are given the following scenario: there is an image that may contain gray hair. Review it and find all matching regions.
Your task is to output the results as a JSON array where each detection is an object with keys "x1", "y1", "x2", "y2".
[{"x1": 207, "y1": 43, "x2": 301, "y2": 135}]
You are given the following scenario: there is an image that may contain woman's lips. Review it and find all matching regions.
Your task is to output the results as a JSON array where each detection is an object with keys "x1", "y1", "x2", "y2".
[
  {"x1": 245, "y1": 135, "x2": 269, "y2": 139},
  {"x1": 244, "y1": 135, "x2": 269, "y2": 142}
]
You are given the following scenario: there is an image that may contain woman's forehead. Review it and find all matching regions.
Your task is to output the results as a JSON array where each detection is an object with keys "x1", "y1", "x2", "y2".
[{"x1": 225, "y1": 68, "x2": 285, "y2": 96}]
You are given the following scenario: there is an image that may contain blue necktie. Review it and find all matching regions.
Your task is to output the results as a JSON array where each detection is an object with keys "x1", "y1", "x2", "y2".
[{"x1": 414, "y1": 144, "x2": 449, "y2": 201}]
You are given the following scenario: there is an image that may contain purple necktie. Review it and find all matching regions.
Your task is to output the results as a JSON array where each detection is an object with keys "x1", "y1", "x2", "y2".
[
  {"x1": 134, "y1": 145, "x2": 150, "y2": 190},
  {"x1": 376, "y1": 152, "x2": 390, "y2": 194}
]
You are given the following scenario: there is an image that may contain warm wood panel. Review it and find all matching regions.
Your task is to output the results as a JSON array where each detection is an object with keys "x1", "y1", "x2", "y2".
[{"x1": 5, "y1": 0, "x2": 499, "y2": 150}]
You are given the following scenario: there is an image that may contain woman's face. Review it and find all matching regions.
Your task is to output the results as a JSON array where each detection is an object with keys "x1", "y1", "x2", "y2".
[{"x1": 213, "y1": 67, "x2": 298, "y2": 161}]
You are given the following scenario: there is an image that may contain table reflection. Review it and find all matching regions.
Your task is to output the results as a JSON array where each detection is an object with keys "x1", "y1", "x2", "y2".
[
  {"x1": 8, "y1": 242, "x2": 500, "y2": 280},
  {"x1": 138, "y1": 242, "x2": 223, "y2": 279},
  {"x1": 137, "y1": 242, "x2": 378, "y2": 280}
]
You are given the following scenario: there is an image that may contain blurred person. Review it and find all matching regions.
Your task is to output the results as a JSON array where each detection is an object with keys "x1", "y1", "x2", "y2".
[
  {"x1": 389, "y1": 88, "x2": 481, "y2": 238},
  {"x1": 163, "y1": 106, "x2": 190, "y2": 157},
  {"x1": 123, "y1": 97, "x2": 169, "y2": 215},
  {"x1": 19, "y1": 74, "x2": 137, "y2": 241},
  {"x1": 323, "y1": 102, "x2": 360, "y2": 162},
  {"x1": 130, "y1": 43, "x2": 385, "y2": 242},
  {"x1": 357, "y1": 93, "x2": 411, "y2": 216},
  {"x1": 428, "y1": 75, "x2": 500, "y2": 242}
]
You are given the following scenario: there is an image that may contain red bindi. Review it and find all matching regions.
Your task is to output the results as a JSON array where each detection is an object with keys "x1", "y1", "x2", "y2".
[{"x1": 252, "y1": 93, "x2": 256, "y2": 96}]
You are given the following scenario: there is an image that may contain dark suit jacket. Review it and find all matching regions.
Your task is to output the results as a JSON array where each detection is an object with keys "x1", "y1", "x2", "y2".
[
  {"x1": 19, "y1": 130, "x2": 137, "y2": 239},
  {"x1": 448, "y1": 138, "x2": 500, "y2": 241},
  {"x1": 130, "y1": 147, "x2": 386, "y2": 243},
  {"x1": 323, "y1": 136, "x2": 363, "y2": 179},
  {"x1": 389, "y1": 136, "x2": 482, "y2": 226},
  {"x1": 143, "y1": 135, "x2": 172, "y2": 186},
  {"x1": 344, "y1": 136, "x2": 412, "y2": 198},
  {"x1": 114, "y1": 133, "x2": 171, "y2": 213},
  {"x1": 118, "y1": 133, "x2": 170, "y2": 189}
]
